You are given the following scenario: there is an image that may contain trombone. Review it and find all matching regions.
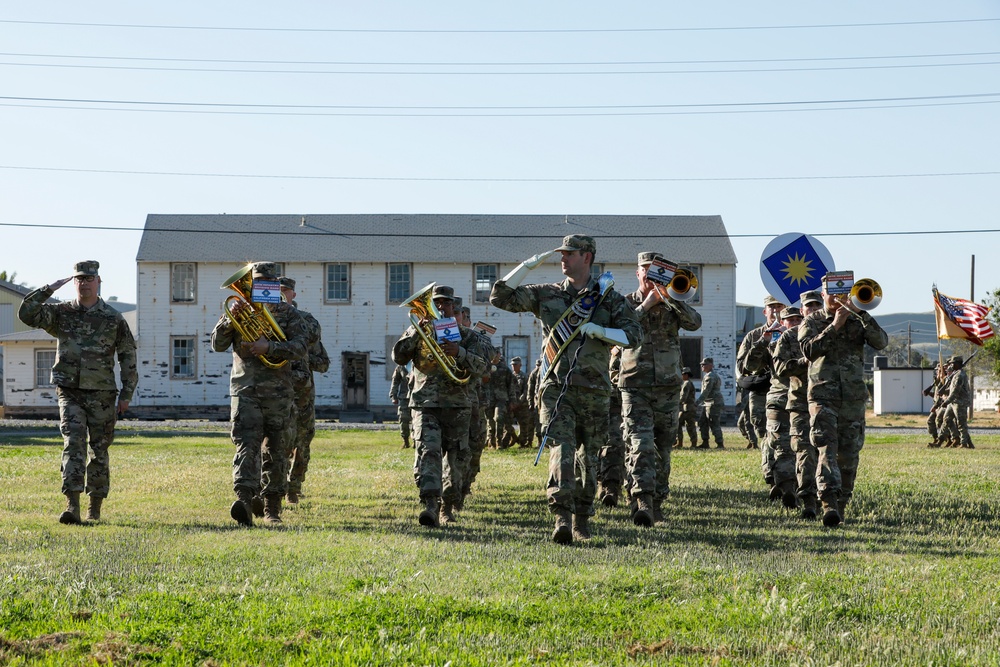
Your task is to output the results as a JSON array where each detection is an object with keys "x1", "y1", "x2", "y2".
[
  {"x1": 648, "y1": 266, "x2": 698, "y2": 303},
  {"x1": 834, "y1": 278, "x2": 882, "y2": 311}
]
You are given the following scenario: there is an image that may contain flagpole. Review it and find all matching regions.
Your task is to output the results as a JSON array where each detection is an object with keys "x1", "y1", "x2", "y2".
[{"x1": 969, "y1": 255, "x2": 976, "y2": 422}]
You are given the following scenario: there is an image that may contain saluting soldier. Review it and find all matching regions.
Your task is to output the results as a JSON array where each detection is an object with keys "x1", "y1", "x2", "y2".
[
  {"x1": 491, "y1": 234, "x2": 641, "y2": 544},
  {"x1": 619, "y1": 251, "x2": 702, "y2": 525},
  {"x1": 799, "y1": 278, "x2": 888, "y2": 527},
  {"x1": 697, "y1": 357, "x2": 725, "y2": 448},
  {"x1": 211, "y1": 262, "x2": 309, "y2": 527},
  {"x1": 17, "y1": 260, "x2": 138, "y2": 525},
  {"x1": 676, "y1": 367, "x2": 698, "y2": 449},
  {"x1": 392, "y1": 285, "x2": 489, "y2": 527},
  {"x1": 278, "y1": 277, "x2": 330, "y2": 505}
]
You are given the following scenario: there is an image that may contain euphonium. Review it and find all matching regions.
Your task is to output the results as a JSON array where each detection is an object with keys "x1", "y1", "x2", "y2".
[
  {"x1": 221, "y1": 264, "x2": 289, "y2": 369},
  {"x1": 400, "y1": 283, "x2": 470, "y2": 385},
  {"x1": 849, "y1": 278, "x2": 882, "y2": 311}
]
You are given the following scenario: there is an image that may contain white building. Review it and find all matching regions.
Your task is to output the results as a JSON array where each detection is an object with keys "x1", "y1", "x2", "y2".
[{"x1": 130, "y1": 214, "x2": 739, "y2": 420}]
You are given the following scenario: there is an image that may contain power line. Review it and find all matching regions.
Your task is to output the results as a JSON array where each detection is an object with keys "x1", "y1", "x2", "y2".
[
  {"x1": 1, "y1": 164, "x2": 998, "y2": 183},
  {"x1": 2, "y1": 221, "x2": 998, "y2": 239},
  {"x1": 2, "y1": 17, "x2": 998, "y2": 33}
]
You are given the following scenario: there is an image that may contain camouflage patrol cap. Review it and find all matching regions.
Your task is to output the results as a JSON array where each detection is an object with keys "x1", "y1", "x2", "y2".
[
  {"x1": 73, "y1": 260, "x2": 100, "y2": 277},
  {"x1": 555, "y1": 234, "x2": 596, "y2": 255},
  {"x1": 779, "y1": 306, "x2": 802, "y2": 320},
  {"x1": 681, "y1": 366, "x2": 692, "y2": 375},
  {"x1": 252, "y1": 262, "x2": 279, "y2": 280},
  {"x1": 431, "y1": 285, "x2": 455, "y2": 301},
  {"x1": 701, "y1": 357, "x2": 713, "y2": 365},
  {"x1": 800, "y1": 290, "x2": 823, "y2": 305},
  {"x1": 278, "y1": 277, "x2": 296, "y2": 290},
  {"x1": 637, "y1": 251, "x2": 662, "y2": 266},
  {"x1": 948, "y1": 355, "x2": 963, "y2": 366},
  {"x1": 511, "y1": 356, "x2": 522, "y2": 364},
  {"x1": 764, "y1": 295, "x2": 785, "y2": 308},
  {"x1": 452, "y1": 296, "x2": 463, "y2": 309}
]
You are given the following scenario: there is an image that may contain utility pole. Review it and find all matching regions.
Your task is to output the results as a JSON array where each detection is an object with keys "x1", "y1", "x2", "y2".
[{"x1": 907, "y1": 322, "x2": 912, "y2": 366}]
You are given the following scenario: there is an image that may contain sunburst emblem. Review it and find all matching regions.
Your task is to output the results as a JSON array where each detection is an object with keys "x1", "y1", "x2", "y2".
[{"x1": 781, "y1": 252, "x2": 814, "y2": 287}]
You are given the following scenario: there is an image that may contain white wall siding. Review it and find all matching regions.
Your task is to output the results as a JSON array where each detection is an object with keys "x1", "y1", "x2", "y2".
[{"x1": 1, "y1": 341, "x2": 58, "y2": 408}]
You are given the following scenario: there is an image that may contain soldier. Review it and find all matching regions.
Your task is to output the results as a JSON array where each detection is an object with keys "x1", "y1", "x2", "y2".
[
  {"x1": 736, "y1": 389, "x2": 757, "y2": 449},
  {"x1": 390, "y1": 363, "x2": 413, "y2": 448},
  {"x1": 941, "y1": 355, "x2": 975, "y2": 449},
  {"x1": 17, "y1": 260, "x2": 138, "y2": 525},
  {"x1": 923, "y1": 363, "x2": 946, "y2": 448},
  {"x1": 799, "y1": 280, "x2": 888, "y2": 527},
  {"x1": 597, "y1": 348, "x2": 626, "y2": 508},
  {"x1": 491, "y1": 352, "x2": 514, "y2": 448},
  {"x1": 278, "y1": 277, "x2": 330, "y2": 505},
  {"x1": 676, "y1": 367, "x2": 698, "y2": 449},
  {"x1": 483, "y1": 352, "x2": 499, "y2": 448},
  {"x1": 773, "y1": 290, "x2": 823, "y2": 519},
  {"x1": 697, "y1": 357, "x2": 725, "y2": 448},
  {"x1": 459, "y1": 305, "x2": 495, "y2": 506},
  {"x1": 619, "y1": 251, "x2": 703, "y2": 525},
  {"x1": 747, "y1": 306, "x2": 802, "y2": 508},
  {"x1": 491, "y1": 234, "x2": 641, "y2": 544},
  {"x1": 392, "y1": 285, "x2": 489, "y2": 527},
  {"x1": 508, "y1": 357, "x2": 533, "y2": 447},
  {"x1": 527, "y1": 359, "x2": 543, "y2": 446},
  {"x1": 737, "y1": 295, "x2": 786, "y2": 478},
  {"x1": 212, "y1": 262, "x2": 309, "y2": 526}
]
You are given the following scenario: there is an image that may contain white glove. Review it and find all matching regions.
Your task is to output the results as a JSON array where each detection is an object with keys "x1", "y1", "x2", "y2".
[
  {"x1": 501, "y1": 250, "x2": 556, "y2": 288},
  {"x1": 579, "y1": 322, "x2": 630, "y2": 347}
]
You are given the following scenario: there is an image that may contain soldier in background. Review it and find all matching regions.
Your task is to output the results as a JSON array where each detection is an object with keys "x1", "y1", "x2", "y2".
[
  {"x1": 508, "y1": 357, "x2": 533, "y2": 447},
  {"x1": 392, "y1": 285, "x2": 489, "y2": 527},
  {"x1": 799, "y1": 280, "x2": 888, "y2": 527},
  {"x1": 923, "y1": 363, "x2": 946, "y2": 448},
  {"x1": 736, "y1": 389, "x2": 757, "y2": 449},
  {"x1": 619, "y1": 251, "x2": 703, "y2": 525},
  {"x1": 676, "y1": 367, "x2": 698, "y2": 449},
  {"x1": 697, "y1": 357, "x2": 725, "y2": 448},
  {"x1": 597, "y1": 348, "x2": 626, "y2": 508},
  {"x1": 527, "y1": 359, "x2": 543, "y2": 446},
  {"x1": 941, "y1": 355, "x2": 974, "y2": 449},
  {"x1": 774, "y1": 290, "x2": 823, "y2": 519},
  {"x1": 279, "y1": 277, "x2": 330, "y2": 505},
  {"x1": 211, "y1": 262, "x2": 309, "y2": 526},
  {"x1": 491, "y1": 352, "x2": 514, "y2": 448},
  {"x1": 490, "y1": 235, "x2": 641, "y2": 544},
  {"x1": 390, "y1": 363, "x2": 413, "y2": 448},
  {"x1": 459, "y1": 305, "x2": 495, "y2": 506},
  {"x1": 483, "y1": 352, "x2": 499, "y2": 448},
  {"x1": 737, "y1": 296, "x2": 786, "y2": 467},
  {"x1": 17, "y1": 260, "x2": 138, "y2": 525}
]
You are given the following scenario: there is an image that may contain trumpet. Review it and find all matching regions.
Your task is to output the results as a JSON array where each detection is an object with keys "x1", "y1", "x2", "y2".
[
  {"x1": 221, "y1": 264, "x2": 289, "y2": 369},
  {"x1": 400, "y1": 283, "x2": 471, "y2": 385},
  {"x1": 649, "y1": 267, "x2": 698, "y2": 302}
]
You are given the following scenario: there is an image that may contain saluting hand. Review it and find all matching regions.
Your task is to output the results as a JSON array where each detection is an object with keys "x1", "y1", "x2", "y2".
[
  {"x1": 47, "y1": 277, "x2": 73, "y2": 292},
  {"x1": 524, "y1": 250, "x2": 555, "y2": 270}
]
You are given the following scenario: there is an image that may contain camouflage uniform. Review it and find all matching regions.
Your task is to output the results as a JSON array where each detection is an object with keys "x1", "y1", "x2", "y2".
[
  {"x1": 390, "y1": 364, "x2": 413, "y2": 447},
  {"x1": 619, "y1": 289, "x2": 702, "y2": 513},
  {"x1": 508, "y1": 363, "x2": 533, "y2": 447},
  {"x1": 211, "y1": 289, "x2": 309, "y2": 512},
  {"x1": 461, "y1": 331, "x2": 495, "y2": 500},
  {"x1": 677, "y1": 377, "x2": 698, "y2": 448},
  {"x1": 491, "y1": 360, "x2": 514, "y2": 448},
  {"x1": 799, "y1": 305, "x2": 888, "y2": 522},
  {"x1": 18, "y1": 278, "x2": 138, "y2": 503},
  {"x1": 941, "y1": 361, "x2": 974, "y2": 448},
  {"x1": 745, "y1": 327, "x2": 797, "y2": 495},
  {"x1": 527, "y1": 361, "x2": 543, "y2": 444},
  {"x1": 736, "y1": 389, "x2": 757, "y2": 448},
  {"x1": 597, "y1": 352, "x2": 626, "y2": 506},
  {"x1": 697, "y1": 365, "x2": 725, "y2": 446},
  {"x1": 285, "y1": 306, "x2": 329, "y2": 497},
  {"x1": 924, "y1": 373, "x2": 946, "y2": 446},
  {"x1": 738, "y1": 325, "x2": 778, "y2": 465},
  {"x1": 491, "y1": 274, "x2": 641, "y2": 521},
  {"x1": 482, "y1": 363, "x2": 498, "y2": 447},
  {"x1": 773, "y1": 328, "x2": 816, "y2": 512},
  {"x1": 391, "y1": 310, "x2": 489, "y2": 515}
]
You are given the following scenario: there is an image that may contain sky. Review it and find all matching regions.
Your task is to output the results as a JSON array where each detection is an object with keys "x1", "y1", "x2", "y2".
[{"x1": 1, "y1": 2, "x2": 998, "y2": 325}]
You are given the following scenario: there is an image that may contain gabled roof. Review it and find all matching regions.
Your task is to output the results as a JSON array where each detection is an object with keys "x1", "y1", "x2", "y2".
[
  {"x1": 0, "y1": 329, "x2": 54, "y2": 342},
  {"x1": 137, "y1": 214, "x2": 738, "y2": 265},
  {"x1": 0, "y1": 278, "x2": 32, "y2": 297}
]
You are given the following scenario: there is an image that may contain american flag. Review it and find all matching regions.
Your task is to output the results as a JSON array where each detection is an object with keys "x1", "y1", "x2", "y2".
[{"x1": 933, "y1": 288, "x2": 996, "y2": 345}]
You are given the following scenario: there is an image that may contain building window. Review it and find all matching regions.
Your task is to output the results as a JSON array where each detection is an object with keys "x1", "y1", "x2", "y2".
[
  {"x1": 680, "y1": 337, "x2": 703, "y2": 379},
  {"x1": 35, "y1": 349, "x2": 55, "y2": 387},
  {"x1": 678, "y1": 264, "x2": 703, "y2": 306},
  {"x1": 387, "y1": 263, "x2": 412, "y2": 304},
  {"x1": 503, "y1": 335, "x2": 531, "y2": 370},
  {"x1": 273, "y1": 263, "x2": 285, "y2": 278},
  {"x1": 325, "y1": 263, "x2": 351, "y2": 303},
  {"x1": 170, "y1": 263, "x2": 197, "y2": 303},
  {"x1": 474, "y1": 264, "x2": 498, "y2": 303},
  {"x1": 171, "y1": 337, "x2": 196, "y2": 378},
  {"x1": 589, "y1": 263, "x2": 605, "y2": 283}
]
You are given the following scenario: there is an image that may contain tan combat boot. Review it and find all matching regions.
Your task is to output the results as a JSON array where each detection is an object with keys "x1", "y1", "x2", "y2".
[
  {"x1": 780, "y1": 481, "x2": 799, "y2": 509},
  {"x1": 632, "y1": 494, "x2": 654, "y2": 527},
  {"x1": 821, "y1": 498, "x2": 841, "y2": 527},
  {"x1": 572, "y1": 514, "x2": 592, "y2": 541},
  {"x1": 800, "y1": 496, "x2": 818, "y2": 520},
  {"x1": 552, "y1": 509, "x2": 572, "y2": 545},
  {"x1": 652, "y1": 497, "x2": 665, "y2": 524},
  {"x1": 250, "y1": 495, "x2": 265, "y2": 518},
  {"x1": 86, "y1": 496, "x2": 103, "y2": 522},
  {"x1": 439, "y1": 501, "x2": 456, "y2": 525},
  {"x1": 286, "y1": 490, "x2": 299, "y2": 504},
  {"x1": 263, "y1": 494, "x2": 283, "y2": 525},
  {"x1": 418, "y1": 497, "x2": 440, "y2": 527},
  {"x1": 231, "y1": 490, "x2": 254, "y2": 527},
  {"x1": 59, "y1": 492, "x2": 83, "y2": 525}
]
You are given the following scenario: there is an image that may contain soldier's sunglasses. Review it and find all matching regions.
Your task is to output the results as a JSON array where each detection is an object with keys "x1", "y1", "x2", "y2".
[{"x1": 74, "y1": 276, "x2": 96, "y2": 283}]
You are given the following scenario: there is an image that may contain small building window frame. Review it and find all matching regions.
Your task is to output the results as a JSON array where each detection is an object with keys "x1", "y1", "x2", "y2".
[
  {"x1": 325, "y1": 262, "x2": 351, "y2": 304},
  {"x1": 170, "y1": 262, "x2": 197, "y2": 304},
  {"x1": 474, "y1": 264, "x2": 498, "y2": 304},
  {"x1": 387, "y1": 263, "x2": 412, "y2": 305},
  {"x1": 35, "y1": 349, "x2": 56, "y2": 388},
  {"x1": 171, "y1": 336, "x2": 197, "y2": 379}
]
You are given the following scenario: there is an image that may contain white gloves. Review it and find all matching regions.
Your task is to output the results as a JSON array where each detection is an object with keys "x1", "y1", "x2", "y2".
[
  {"x1": 579, "y1": 322, "x2": 630, "y2": 347},
  {"x1": 501, "y1": 250, "x2": 556, "y2": 288}
]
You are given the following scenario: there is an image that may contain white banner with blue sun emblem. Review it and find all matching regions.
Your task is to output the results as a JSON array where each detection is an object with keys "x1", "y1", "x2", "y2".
[{"x1": 759, "y1": 233, "x2": 834, "y2": 306}]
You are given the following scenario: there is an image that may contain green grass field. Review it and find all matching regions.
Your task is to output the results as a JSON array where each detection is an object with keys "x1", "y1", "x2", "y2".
[{"x1": 2, "y1": 428, "x2": 999, "y2": 665}]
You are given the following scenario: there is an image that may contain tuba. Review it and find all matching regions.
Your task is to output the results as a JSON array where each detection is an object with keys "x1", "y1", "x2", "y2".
[
  {"x1": 849, "y1": 278, "x2": 882, "y2": 311},
  {"x1": 221, "y1": 264, "x2": 289, "y2": 369},
  {"x1": 400, "y1": 283, "x2": 470, "y2": 384}
]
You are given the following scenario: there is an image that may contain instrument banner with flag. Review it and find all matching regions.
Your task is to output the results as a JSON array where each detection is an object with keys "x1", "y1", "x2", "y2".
[
  {"x1": 760, "y1": 233, "x2": 834, "y2": 306},
  {"x1": 647, "y1": 258, "x2": 677, "y2": 286},
  {"x1": 933, "y1": 287, "x2": 996, "y2": 346}
]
